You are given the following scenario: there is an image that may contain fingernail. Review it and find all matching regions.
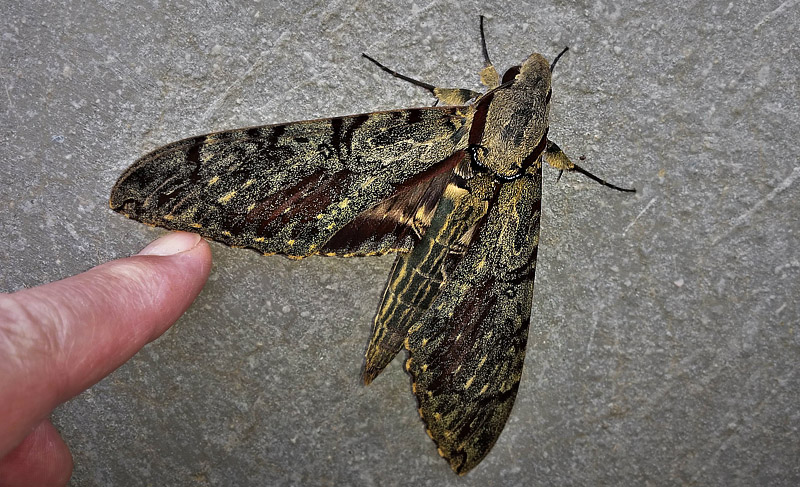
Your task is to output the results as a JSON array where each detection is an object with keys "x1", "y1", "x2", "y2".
[{"x1": 138, "y1": 232, "x2": 202, "y2": 256}]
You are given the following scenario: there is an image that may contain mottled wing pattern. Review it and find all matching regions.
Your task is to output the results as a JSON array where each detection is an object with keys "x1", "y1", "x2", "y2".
[
  {"x1": 319, "y1": 152, "x2": 461, "y2": 256},
  {"x1": 363, "y1": 174, "x2": 492, "y2": 384},
  {"x1": 404, "y1": 161, "x2": 542, "y2": 475},
  {"x1": 110, "y1": 107, "x2": 467, "y2": 257}
]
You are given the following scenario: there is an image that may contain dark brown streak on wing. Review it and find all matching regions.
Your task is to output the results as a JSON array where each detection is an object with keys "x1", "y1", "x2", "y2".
[
  {"x1": 520, "y1": 127, "x2": 549, "y2": 172},
  {"x1": 409, "y1": 179, "x2": 503, "y2": 391},
  {"x1": 321, "y1": 151, "x2": 465, "y2": 254},
  {"x1": 330, "y1": 114, "x2": 370, "y2": 161},
  {"x1": 501, "y1": 65, "x2": 521, "y2": 84},
  {"x1": 243, "y1": 169, "x2": 356, "y2": 235},
  {"x1": 468, "y1": 92, "x2": 495, "y2": 147},
  {"x1": 425, "y1": 277, "x2": 498, "y2": 390}
]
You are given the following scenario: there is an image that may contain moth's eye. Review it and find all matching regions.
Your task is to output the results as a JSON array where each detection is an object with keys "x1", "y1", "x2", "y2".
[
  {"x1": 502, "y1": 65, "x2": 521, "y2": 84},
  {"x1": 467, "y1": 145, "x2": 490, "y2": 173}
]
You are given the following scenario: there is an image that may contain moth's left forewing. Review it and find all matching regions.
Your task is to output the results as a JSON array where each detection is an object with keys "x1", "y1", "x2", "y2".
[
  {"x1": 110, "y1": 107, "x2": 469, "y2": 258},
  {"x1": 404, "y1": 161, "x2": 543, "y2": 475}
]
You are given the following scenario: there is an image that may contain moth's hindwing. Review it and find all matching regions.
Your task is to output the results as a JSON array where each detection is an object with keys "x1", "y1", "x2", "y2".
[
  {"x1": 110, "y1": 107, "x2": 468, "y2": 257},
  {"x1": 404, "y1": 161, "x2": 542, "y2": 475}
]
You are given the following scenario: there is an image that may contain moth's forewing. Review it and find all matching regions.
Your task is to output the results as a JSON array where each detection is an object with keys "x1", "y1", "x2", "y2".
[
  {"x1": 110, "y1": 107, "x2": 467, "y2": 257},
  {"x1": 363, "y1": 172, "x2": 490, "y2": 384},
  {"x1": 404, "y1": 163, "x2": 542, "y2": 475}
]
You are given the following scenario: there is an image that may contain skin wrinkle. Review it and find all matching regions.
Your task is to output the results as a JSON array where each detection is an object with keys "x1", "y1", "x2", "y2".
[
  {"x1": 0, "y1": 295, "x2": 47, "y2": 370},
  {"x1": 0, "y1": 420, "x2": 73, "y2": 486}
]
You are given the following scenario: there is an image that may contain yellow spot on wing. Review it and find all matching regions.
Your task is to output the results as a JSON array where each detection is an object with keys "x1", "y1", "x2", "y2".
[
  {"x1": 207, "y1": 176, "x2": 220, "y2": 186},
  {"x1": 189, "y1": 223, "x2": 202, "y2": 229},
  {"x1": 338, "y1": 198, "x2": 350, "y2": 209},
  {"x1": 478, "y1": 355, "x2": 487, "y2": 368},
  {"x1": 287, "y1": 239, "x2": 295, "y2": 246},
  {"x1": 218, "y1": 190, "x2": 236, "y2": 203},
  {"x1": 479, "y1": 384, "x2": 489, "y2": 395},
  {"x1": 464, "y1": 375, "x2": 475, "y2": 390}
]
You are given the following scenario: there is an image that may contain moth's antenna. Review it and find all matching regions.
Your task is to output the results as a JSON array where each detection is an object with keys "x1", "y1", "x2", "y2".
[
  {"x1": 547, "y1": 141, "x2": 636, "y2": 192},
  {"x1": 480, "y1": 15, "x2": 493, "y2": 68},
  {"x1": 361, "y1": 53, "x2": 437, "y2": 94},
  {"x1": 564, "y1": 164, "x2": 636, "y2": 193},
  {"x1": 550, "y1": 47, "x2": 569, "y2": 72}
]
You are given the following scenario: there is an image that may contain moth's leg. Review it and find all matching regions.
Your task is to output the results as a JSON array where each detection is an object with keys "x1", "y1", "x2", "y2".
[
  {"x1": 362, "y1": 53, "x2": 480, "y2": 106},
  {"x1": 478, "y1": 15, "x2": 500, "y2": 89},
  {"x1": 544, "y1": 140, "x2": 636, "y2": 192}
]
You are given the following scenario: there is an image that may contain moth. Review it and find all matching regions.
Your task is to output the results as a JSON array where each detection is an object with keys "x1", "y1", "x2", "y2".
[{"x1": 110, "y1": 17, "x2": 634, "y2": 475}]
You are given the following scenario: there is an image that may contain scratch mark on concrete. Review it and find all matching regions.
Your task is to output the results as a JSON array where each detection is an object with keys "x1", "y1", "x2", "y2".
[
  {"x1": 712, "y1": 166, "x2": 800, "y2": 245},
  {"x1": 754, "y1": 0, "x2": 798, "y2": 31},
  {"x1": 200, "y1": 54, "x2": 267, "y2": 125},
  {"x1": 253, "y1": 1, "x2": 441, "y2": 118},
  {"x1": 623, "y1": 197, "x2": 657, "y2": 236},
  {"x1": 4, "y1": 81, "x2": 15, "y2": 119}
]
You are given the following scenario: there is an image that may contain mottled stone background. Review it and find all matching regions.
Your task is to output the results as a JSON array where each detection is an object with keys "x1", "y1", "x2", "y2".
[{"x1": 2, "y1": 0, "x2": 798, "y2": 485}]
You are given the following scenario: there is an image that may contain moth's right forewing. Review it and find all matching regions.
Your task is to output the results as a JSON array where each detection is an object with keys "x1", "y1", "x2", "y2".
[{"x1": 404, "y1": 162, "x2": 543, "y2": 474}]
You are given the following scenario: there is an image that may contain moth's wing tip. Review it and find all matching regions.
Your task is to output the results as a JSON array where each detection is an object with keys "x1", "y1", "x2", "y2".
[
  {"x1": 362, "y1": 355, "x2": 393, "y2": 385},
  {"x1": 361, "y1": 367, "x2": 376, "y2": 385}
]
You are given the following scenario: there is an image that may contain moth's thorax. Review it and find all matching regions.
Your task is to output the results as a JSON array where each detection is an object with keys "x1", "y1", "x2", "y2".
[{"x1": 475, "y1": 53, "x2": 552, "y2": 179}]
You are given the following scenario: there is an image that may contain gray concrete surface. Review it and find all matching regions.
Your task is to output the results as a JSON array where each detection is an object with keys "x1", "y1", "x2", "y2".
[{"x1": 2, "y1": 0, "x2": 798, "y2": 485}]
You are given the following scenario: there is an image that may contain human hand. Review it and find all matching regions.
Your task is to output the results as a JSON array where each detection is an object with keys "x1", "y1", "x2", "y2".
[{"x1": 0, "y1": 232, "x2": 212, "y2": 486}]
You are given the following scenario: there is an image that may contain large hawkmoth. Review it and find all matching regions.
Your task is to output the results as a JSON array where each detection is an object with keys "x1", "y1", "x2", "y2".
[{"x1": 110, "y1": 17, "x2": 634, "y2": 475}]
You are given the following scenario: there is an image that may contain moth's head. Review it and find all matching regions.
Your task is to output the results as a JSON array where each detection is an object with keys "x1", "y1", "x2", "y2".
[{"x1": 512, "y1": 52, "x2": 552, "y2": 91}]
